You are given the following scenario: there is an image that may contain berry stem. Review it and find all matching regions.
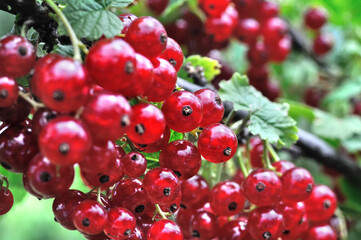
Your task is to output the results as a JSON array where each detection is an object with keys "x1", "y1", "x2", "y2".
[
  {"x1": 0, "y1": 175, "x2": 9, "y2": 193},
  {"x1": 262, "y1": 140, "x2": 275, "y2": 170},
  {"x1": 18, "y1": 91, "x2": 45, "y2": 110},
  {"x1": 335, "y1": 208, "x2": 348, "y2": 240},
  {"x1": 44, "y1": 0, "x2": 82, "y2": 62},
  {"x1": 215, "y1": 162, "x2": 224, "y2": 184},
  {"x1": 266, "y1": 142, "x2": 280, "y2": 162},
  {"x1": 224, "y1": 109, "x2": 235, "y2": 126},
  {"x1": 237, "y1": 150, "x2": 249, "y2": 178},
  {"x1": 126, "y1": 137, "x2": 138, "y2": 152},
  {"x1": 96, "y1": 187, "x2": 104, "y2": 206},
  {"x1": 155, "y1": 204, "x2": 168, "y2": 220}
]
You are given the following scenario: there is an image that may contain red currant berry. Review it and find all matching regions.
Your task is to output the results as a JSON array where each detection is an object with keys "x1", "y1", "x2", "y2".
[
  {"x1": 181, "y1": 175, "x2": 210, "y2": 210},
  {"x1": 81, "y1": 92, "x2": 132, "y2": 143},
  {"x1": 258, "y1": 1, "x2": 279, "y2": 22},
  {"x1": 219, "y1": 218, "x2": 248, "y2": 240},
  {"x1": 126, "y1": 227, "x2": 144, "y2": 240},
  {"x1": 278, "y1": 201, "x2": 305, "y2": 231},
  {"x1": 205, "y1": 6, "x2": 238, "y2": 42},
  {"x1": 159, "y1": 140, "x2": 202, "y2": 180},
  {"x1": 143, "y1": 167, "x2": 180, "y2": 204},
  {"x1": 126, "y1": 16, "x2": 168, "y2": 58},
  {"x1": 0, "y1": 187, "x2": 13, "y2": 215},
  {"x1": 261, "y1": 17, "x2": 288, "y2": 45},
  {"x1": 160, "y1": 37, "x2": 184, "y2": 72},
  {"x1": 272, "y1": 160, "x2": 295, "y2": 174},
  {"x1": 119, "y1": 13, "x2": 138, "y2": 34},
  {"x1": 53, "y1": 190, "x2": 87, "y2": 230},
  {"x1": 243, "y1": 168, "x2": 282, "y2": 206},
  {"x1": 194, "y1": 89, "x2": 224, "y2": 127},
  {"x1": 127, "y1": 103, "x2": 166, "y2": 144},
  {"x1": 281, "y1": 167, "x2": 314, "y2": 202},
  {"x1": 201, "y1": 0, "x2": 230, "y2": 17},
  {"x1": 304, "y1": 7, "x2": 328, "y2": 30},
  {"x1": 304, "y1": 184, "x2": 337, "y2": 222},
  {"x1": 0, "y1": 76, "x2": 18, "y2": 108},
  {"x1": 313, "y1": 34, "x2": 333, "y2": 56},
  {"x1": 303, "y1": 224, "x2": 336, "y2": 240},
  {"x1": 303, "y1": 87, "x2": 327, "y2": 108},
  {"x1": 190, "y1": 210, "x2": 219, "y2": 240},
  {"x1": 0, "y1": 94, "x2": 31, "y2": 125},
  {"x1": 147, "y1": 219, "x2": 183, "y2": 240},
  {"x1": 22, "y1": 172, "x2": 43, "y2": 199},
  {"x1": 86, "y1": 192, "x2": 111, "y2": 211},
  {"x1": 210, "y1": 181, "x2": 245, "y2": 216},
  {"x1": 268, "y1": 35, "x2": 291, "y2": 63},
  {"x1": 104, "y1": 207, "x2": 136, "y2": 239},
  {"x1": 247, "y1": 41, "x2": 269, "y2": 66},
  {"x1": 198, "y1": 123, "x2": 238, "y2": 163},
  {"x1": 26, "y1": 153, "x2": 74, "y2": 198},
  {"x1": 176, "y1": 208, "x2": 194, "y2": 238},
  {"x1": 234, "y1": 18, "x2": 260, "y2": 45},
  {"x1": 31, "y1": 108, "x2": 59, "y2": 138},
  {"x1": 147, "y1": 0, "x2": 170, "y2": 15},
  {"x1": 144, "y1": 58, "x2": 177, "y2": 102},
  {"x1": 250, "y1": 138, "x2": 265, "y2": 168},
  {"x1": 133, "y1": 127, "x2": 171, "y2": 153},
  {"x1": 38, "y1": 115, "x2": 92, "y2": 166},
  {"x1": 0, "y1": 35, "x2": 36, "y2": 78},
  {"x1": 85, "y1": 38, "x2": 136, "y2": 91},
  {"x1": 281, "y1": 215, "x2": 309, "y2": 240},
  {"x1": 72, "y1": 199, "x2": 108, "y2": 235},
  {"x1": 122, "y1": 152, "x2": 147, "y2": 178}
]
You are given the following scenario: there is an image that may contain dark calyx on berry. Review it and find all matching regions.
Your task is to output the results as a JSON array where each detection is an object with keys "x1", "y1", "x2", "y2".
[
  {"x1": 160, "y1": 33, "x2": 167, "y2": 44},
  {"x1": 215, "y1": 97, "x2": 222, "y2": 105},
  {"x1": 163, "y1": 187, "x2": 171, "y2": 196},
  {"x1": 135, "y1": 204, "x2": 145, "y2": 213},
  {"x1": 182, "y1": 105, "x2": 193, "y2": 116},
  {"x1": 82, "y1": 218, "x2": 90, "y2": 227},
  {"x1": 53, "y1": 90, "x2": 65, "y2": 102},
  {"x1": 228, "y1": 202, "x2": 237, "y2": 210},
  {"x1": 192, "y1": 230, "x2": 200, "y2": 238},
  {"x1": 306, "y1": 183, "x2": 313, "y2": 192},
  {"x1": 263, "y1": 231, "x2": 272, "y2": 239},
  {"x1": 99, "y1": 175, "x2": 110, "y2": 183},
  {"x1": 0, "y1": 89, "x2": 8, "y2": 99},
  {"x1": 1, "y1": 162, "x2": 11, "y2": 170},
  {"x1": 169, "y1": 58, "x2": 176, "y2": 67},
  {"x1": 18, "y1": 46, "x2": 27, "y2": 56},
  {"x1": 121, "y1": 115, "x2": 130, "y2": 127},
  {"x1": 124, "y1": 229, "x2": 131, "y2": 236},
  {"x1": 283, "y1": 230, "x2": 290, "y2": 235},
  {"x1": 256, "y1": 182, "x2": 266, "y2": 191},
  {"x1": 135, "y1": 124, "x2": 145, "y2": 135},
  {"x1": 131, "y1": 154, "x2": 139, "y2": 161},
  {"x1": 170, "y1": 204, "x2": 178, "y2": 212},
  {"x1": 40, "y1": 172, "x2": 52, "y2": 182},
  {"x1": 173, "y1": 171, "x2": 181, "y2": 178},
  {"x1": 223, "y1": 147, "x2": 232, "y2": 156},
  {"x1": 125, "y1": 61, "x2": 134, "y2": 74},
  {"x1": 324, "y1": 199, "x2": 331, "y2": 209},
  {"x1": 58, "y1": 143, "x2": 70, "y2": 155}
]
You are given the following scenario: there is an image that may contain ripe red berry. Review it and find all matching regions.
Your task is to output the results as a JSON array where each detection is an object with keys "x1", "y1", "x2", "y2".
[
  {"x1": 249, "y1": 138, "x2": 265, "y2": 168},
  {"x1": 0, "y1": 187, "x2": 13, "y2": 215},
  {"x1": 81, "y1": 92, "x2": 132, "y2": 143},
  {"x1": 85, "y1": 38, "x2": 136, "y2": 91},
  {"x1": 313, "y1": 34, "x2": 333, "y2": 56},
  {"x1": 147, "y1": 219, "x2": 183, "y2": 240},
  {"x1": 247, "y1": 41, "x2": 269, "y2": 66},
  {"x1": 194, "y1": 89, "x2": 224, "y2": 127},
  {"x1": 181, "y1": 175, "x2": 210, "y2": 210},
  {"x1": 159, "y1": 140, "x2": 202, "y2": 180},
  {"x1": 272, "y1": 160, "x2": 295, "y2": 174},
  {"x1": 268, "y1": 35, "x2": 291, "y2": 63},
  {"x1": 303, "y1": 224, "x2": 337, "y2": 240},
  {"x1": 126, "y1": 16, "x2": 168, "y2": 58},
  {"x1": 278, "y1": 201, "x2": 305, "y2": 231},
  {"x1": 127, "y1": 103, "x2": 166, "y2": 144},
  {"x1": 147, "y1": 0, "x2": 170, "y2": 15},
  {"x1": 160, "y1": 37, "x2": 184, "y2": 72},
  {"x1": 133, "y1": 127, "x2": 171, "y2": 153},
  {"x1": 162, "y1": 91, "x2": 203, "y2": 133},
  {"x1": 72, "y1": 200, "x2": 108, "y2": 235},
  {"x1": 218, "y1": 218, "x2": 248, "y2": 240},
  {"x1": 258, "y1": 1, "x2": 279, "y2": 22},
  {"x1": 210, "y1": 181, "x2": 245, "y2": 216},
  {"x1": 0, "y1": 35, "x2": 36, "y2": 78},
  {"x1": 119, "y1": 13, "x2": 138, "y2": 34},
  {"x1": 104, "y1": 207, "x2": 136, "y2": 239},
  {"x1": 243, "y1": 168, "x2": 282, "y2": 206},
  {"x1": 261, "y1": 17, "x2": 288, "y2": 45},
  {"x1": 205, "y1": 6, "x2": 238, "y2": 42},
  {"x1": 234, "y1": 18, "x2": 260, "y2": 45},
  {"x1": 0, "y1": 92, "x2": 31, "y2": 125},
  {"x1": 31, "y1": 108, "x2": 59, "y2": 138},
  {"x1": 0, "y1": 76, "x2": 18, "y2": 108},
  {"x1": 201, "y1": 0, "x2": 230, "y2": 17},
  {"x1": 281, "y1": 215, "x2": 309, "y2": 240},
  {"x1": 143, "y1": 167, "x2": 180, "y2": 204},
  {"x1": 38, "y1": 115, "x2": 92, "y2": 166},
  {"x1": 122, "y1": 152, "x2": 147, "y2": 178},
  {"x1": 281, "y1": 167, "x2": 314, "y2": 202},
  {"x1": 198, "y1": 123, "x2": 238, "y2": 163},
  {"x1": 304, "y1": 7, "x2": 328, "y2": 30},
  {"x1": 304, "y1": 184, "x2": 337, "y2": 222},
  {"x1": 190, "y1": 210, "x2": 219, "y2": 240}
]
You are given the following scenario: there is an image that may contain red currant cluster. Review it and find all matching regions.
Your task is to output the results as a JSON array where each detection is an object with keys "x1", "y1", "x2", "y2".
[
  {"x1": 177, "y1": 155, "x2": 339, "y2": 240},
  {"x1": 304, "y1": 7, "x2": 333, "y2": 56}
]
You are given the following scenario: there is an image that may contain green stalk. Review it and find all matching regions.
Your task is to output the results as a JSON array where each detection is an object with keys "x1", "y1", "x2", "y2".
[
  {"x1": 263, "y1": 140, "x2": 274, "y2": 170},
  {"x1": 155, "y1": 204, "x2": 168, "y2": 220},
  {"x1": 215, "y1": 162, "x2": 224, "y2": 184},
  {"x1": 44, "y1": 0, "x2": 82, "y2": 61},
  {"x1": 267, "y1": 142, "x2": 280, "y2": 162},
  {"x1": 224, "y1": 109, "x2": 235, "y2": 126},
  {"x1": 237, "y1": 150, "x2": 249, "y2": 178}
]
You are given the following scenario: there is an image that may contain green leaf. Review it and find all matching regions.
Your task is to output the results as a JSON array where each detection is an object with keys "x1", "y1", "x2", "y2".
[
  {"x1": 57, "y1": 0, "x2": 123, "y2": 40},
  {"x1": 339, "y1": 177, "x2": 361, "y2": 212},
  {"x1": 312, "y1": 110, "x2": 361, "y2": 141},
  {"x1": 99, "y1": 0, "x2": 134, "y2": 8},
  {"x1": 342, "y1": 134, "x2": 361, "y2": 153},
  {"x1": 323, "y1": 77, "x2": 361, "y2": 104},
  {"x1": 279, "y1": 99, "x2": 315, "y2": 123},
  {"x1": 159, "y1": 0, "x2": 185, "y2": 23},
  {"x1": 218, "y1": 73, "x2": 298, "y2": 147},
  {"x1": 183, "y1": 55, "x2": 221, "y2": 81},
  {"x1": 169, "y1": 130, "x2": 183, "y2": 142},
  {"x1": 51, "y1": 44, "x2": 74, "y2": 57},
  {"x1": 0, "y1": 168, "x2": 27, "y2": 205}
]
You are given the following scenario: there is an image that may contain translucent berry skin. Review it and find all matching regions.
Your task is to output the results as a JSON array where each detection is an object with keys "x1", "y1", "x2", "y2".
[
  {"x1": 144, "y1": 58, "x2": 177, "y2": 102},
  {"x1": 162, "y1": 91, "x2": 203, "y2": 133},
  {"x1": 281, "y1": 167, "x2": 314, "y2": 202},
  {"x1": 205, "y1": 6, "x2": 238, "y2": 42},
  {"x1": 104, "y1": 207, "x2": 136, "y2": 240},
  {"x1": 22, "y1": 173, "x2": 43, "y2": 199},
  {"x1": 125, "y1": 16, "x2": 168, "y2": 58},
  {"x1": 201, "y1": 0, "x2": 229, "y2": 17},
  {"x1": 272, "y1": 160, "x2": 295, "y2": 174},
  {"x1": 127, "y1": 227, "x2": 144, "y2": 240},
  {"x1": 143, "y1": 167, "x2": 180, "y2": 204},
  {"x1": 26, "y1": 154, "x2": 75, "y2": 198},
  {"x1": 261, "y1": 17, "x2": 288, "y2": 45},
  {"x1": 119, "y1": 53, "x2": 154, "y2": 98},
  {"x1": 111, "y1": 178, "x2": 143, "y2": 206},
  {"x1": 243, "y1": 169, "x2": 282, "y2": 206},
  {"x1": 72, "y1": 200, "x2": 108, "y2": 235},
  {"x1": 278, "y1": 201, "x2": 305, "y2": 230},
  {"x1": 52, "y1": 190, "x2": 87, "y2": 230},
  {"x1": 194, "y1": 89, "x2": 224, "y2": 127},
  {"x1": 234, "y1": 18, "x2": 260, "y2": 45},
  {"x1": 0, "y1": 95, "x2": 31, "y2": 125},
  {"x1": 281, "y1": 215, "x2": 309, "y2": 240},
  {"x1": 0, "y1": 35, "x2": 36, "y2": 78},
  {"x1": 119, "y1": 13, "x2": 138, "y2": 34},
  {"x1": 303, "y1": 224, "x2": 336, "y2": 240},
  {"x1": 249, "y1": 138, "x2": 265, "y2": 168},
  {"x1": 247, "y1": 41, "x2": 269, "y2": 66},
  {"x1": 122, "y1": 152, "x2": 147, "y2": 178},
  {"x1": 0, "y1": 125, "x2": 38, "y2": 173},
  {"x1": 268, "y1": 36, "x2": 291, "y2": 63},
  {"x1": 81, "y1": 92, "x2": 132, "y2": 143},
  {"x1": 147, "y1": 0, "x2": 170, "y2": 15},
  {"x1": 127, "y1": 103, "x2": 166, "y2": 144},
  {"x1": 304, "y1": 7, "x2": 328, "y2": 30},
  {"x1": 32, "y1": 54, "x2": 91, "y2": 113},
  {"x1": 38, "y1": 115, "x2": 92, "y2": 166},
  {"x1": 0, "y1": 187, "x2": 13, "y2": 215},
  {"x1": 198, "y1": 123, "x2": 238, "y2": 163},
  {"x1": 133, "y1": 127, "x2": 170, "y2": 153},
  {"x1": 160, "y1": 37, "x2": 184, "y2": 72},
  {"x1": 85, "y1": 38, "x2": 136, "y2": 91},
  {"x1": 258, "y1": 1, "x2": 279, "y2": 22},
  {"x1": 176, "y1": 208, "x2": 194, "y2": 238},
  {"x1": 248, "y1": 206, "x2": 284, "y2": 240},
  {"x1": 31, "y1": 108, "x2": 59, "y2": 138},
  {"x1": 210, "y1": 181, "x2": 245, "y2": 216},
  {"x1": 159, "y1": 140, "x2": 201, "y2": 180},
  {"x1": 219, "y1": 218, "x2": 248, "y2": 240},
  {"x1": 304, "y1": 184, "x2": 337, "y2": 222},
  {"x1": 181, "y1": 175, "x2": 210, "y2": 210},
  {"x1": 190, "y1": 210, "x2": 219, "y2": 240},
  {"x1": 313, "y1": 34, "x2": 333, "y2": 56},
  {"x1": 0, "y1": 77, "x2": 18, "y2": 107},
  {"x1": 147, "y1": 219, "x2": 183, "y2": 240}
]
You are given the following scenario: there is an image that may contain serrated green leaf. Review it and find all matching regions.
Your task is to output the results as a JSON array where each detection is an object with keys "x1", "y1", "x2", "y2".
[
  {"x1": 339, "y1": 177, "x2": 361, "y2": 212},
  {"x1": 184, "y1": 55, "x2": 221, "y2": 81},
  {"x1": 57, "y1": 0, "x2": 123, "y2": 40},
  {"x1": 312, "y1": 110, "x2": 361, "y2": 141},
  {"x1": 51, "y1": 44, "x2": 74, "y2": 57},
  {"x1": 218, "y1": 73, "x2": 298, "y2": 147},
  {"x1": 98, "y1": 0, "x2": 133, "y2": 8},
  {"x1": 342, "y1": 134, "x2": 361, "y2": 153}
]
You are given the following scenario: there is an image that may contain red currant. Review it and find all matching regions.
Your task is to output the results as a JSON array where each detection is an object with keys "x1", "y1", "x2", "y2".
[
  {"x1": 304, "y1": 7, "x2": 328, "y2": 30},
  {"x1": 160, "y1": 37, "x2": 184, "y2": 72},
  {"x1": 0, "y1": 76, "x2": 18, "y2": 108},
  {"x1": 281, "y1": 167, "x2": 314, "y2": 202},
  {"x1": 147, "y1": 219, "x2": 183, "y2": 240},
  {"x1": 0, "y1": 186, "x2": 13, "y2": 215},
  {"x1": 303, "y1": 224, "x2": 336, "y2": 240},
  {"x1": 234, "y1": 18, "x2": 260, "y2": 45},
  {"x1": 313, "y1": 34, "x2": 333, "y2": 56},
  {"x1": 104, "y1": 207, "x2": 136, "y2": 239},
  {"x1": 194, "y1": 88, "x2": 224, "y2": 128},
  {"x1": 122, "y1": 152, "x2": 147, "y2": 178}
]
